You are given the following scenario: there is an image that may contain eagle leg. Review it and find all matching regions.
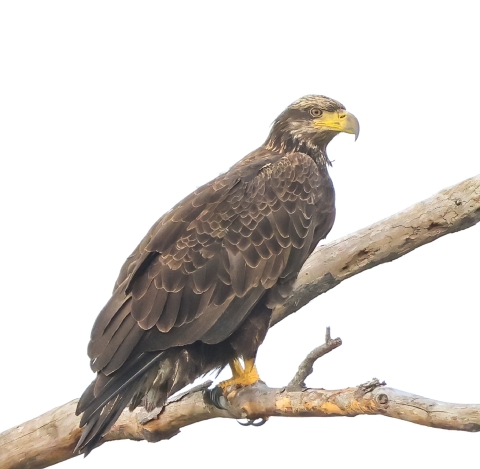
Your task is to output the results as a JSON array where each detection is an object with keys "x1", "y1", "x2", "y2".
[{"x1": 218, "y1": 358, "x2": 260, "y2": 390}]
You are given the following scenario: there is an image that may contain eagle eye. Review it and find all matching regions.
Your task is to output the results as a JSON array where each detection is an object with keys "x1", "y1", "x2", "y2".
[{"x1": 310, "y1": 108, "x2": 323, "y2": 117}]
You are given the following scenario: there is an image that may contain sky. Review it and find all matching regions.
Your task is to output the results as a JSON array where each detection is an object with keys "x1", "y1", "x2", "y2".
[{"x1": 1, "y1": 1, "x2": 479, "y2": 467}]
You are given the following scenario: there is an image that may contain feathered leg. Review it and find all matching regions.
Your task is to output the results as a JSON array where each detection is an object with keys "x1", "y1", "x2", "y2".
[{"x1": 218, "y1": 302, "x2": 271, "y2": 390}]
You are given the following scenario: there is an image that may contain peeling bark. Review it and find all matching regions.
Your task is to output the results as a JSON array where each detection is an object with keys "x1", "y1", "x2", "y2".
[{"x1": 1, "y1": 174, "x2": 479, "y2": 469}]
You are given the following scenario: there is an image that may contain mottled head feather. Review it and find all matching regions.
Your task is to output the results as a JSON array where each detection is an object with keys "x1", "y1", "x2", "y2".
[
  {"x1": 289, "y1": 95, "x2": 345, "y2": 112},
  {"x1": 264, "y1": 95, "x2": 348, "y2": 166}
]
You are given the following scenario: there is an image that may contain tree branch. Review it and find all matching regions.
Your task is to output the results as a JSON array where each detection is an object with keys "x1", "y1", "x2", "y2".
[
  {"x1": 271, "y1": 173, "x2": 480, "y2": 325},
  {"x1": 1, "y1": 174, "x2": 479, "y2": 469},
  {"x1": 3, "y1": 329, "x2": 480, "y2": 469}
]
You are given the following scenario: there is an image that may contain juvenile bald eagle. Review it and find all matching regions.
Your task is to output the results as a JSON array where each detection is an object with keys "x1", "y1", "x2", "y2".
[{"x1": 75, "y1": 95, "x2": 359, "y2": 454}]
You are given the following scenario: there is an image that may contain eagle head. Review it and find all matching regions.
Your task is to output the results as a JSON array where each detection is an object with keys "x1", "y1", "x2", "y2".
[{"x1": 265, "y1": 95, "x2": 359, "y2": 163}]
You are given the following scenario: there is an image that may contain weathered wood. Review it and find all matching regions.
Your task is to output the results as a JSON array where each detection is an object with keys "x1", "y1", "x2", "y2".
[
  {"x1": 3, "y1": 379, "x2": 480, "y2": 469},
  {"x1": 1, "y1": 174, "x2": 479, "y2": 469},
  {"x1": 0, "y1": 401, "x2": 82, "y2": 469},
  {"x1": 271, "y1": 173, "x2": 480, "y2": 325}
]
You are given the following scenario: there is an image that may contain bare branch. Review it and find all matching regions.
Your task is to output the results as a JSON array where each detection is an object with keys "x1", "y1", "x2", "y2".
[
  {"x1": 3, "y1": 376, "x2": 480, "y2": 469},
  {"x1": 271, "y1": 173, "x2": 480, "y2": 325},
  {"x1": 1, "y1": 174, "x2": 479, "y2": 469}
]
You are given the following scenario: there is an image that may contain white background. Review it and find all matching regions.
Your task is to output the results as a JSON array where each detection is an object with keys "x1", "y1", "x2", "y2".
[{"x1": 1, "y1": 2, "x2": 479, "y2": 467}]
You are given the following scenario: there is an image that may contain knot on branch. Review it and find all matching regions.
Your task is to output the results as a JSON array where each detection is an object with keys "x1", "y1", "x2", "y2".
[{"x1": 355, "y1": 378, "x2": 386, "y2": 399}]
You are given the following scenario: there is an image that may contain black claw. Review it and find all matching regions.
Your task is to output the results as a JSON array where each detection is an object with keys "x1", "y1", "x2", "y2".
[
  {"x1": 252, "y1": 418, "x2": 267, "y2": 427},
  {"x1": 203, "y1": 386, "x2": 228, "y2": 410},
  {"x1": 237, "y1": 419, "x2": 252, "y2": 426},
  {"x1": 237, "y1": 417, "x2": 267, "y2": 427}
]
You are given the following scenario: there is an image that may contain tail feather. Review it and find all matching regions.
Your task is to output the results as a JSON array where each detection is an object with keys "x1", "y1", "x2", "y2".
[
  {"x1": 76, "y1": 342, "x2": 232, "y2": 455},
  {"x1": 76, "y1": 389, "x2": 136, "y2": 456},
  {"x1": 76, "y1": 380, "x2": 95, "y2": 418},
  {"x1": 75, "y1": 352, "x2": 164, "y2": 455}
]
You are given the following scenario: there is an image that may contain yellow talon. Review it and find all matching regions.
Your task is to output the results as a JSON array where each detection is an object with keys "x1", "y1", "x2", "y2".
[{"x1": 219, "y1": 358, "x2": 261, "y2": 390}]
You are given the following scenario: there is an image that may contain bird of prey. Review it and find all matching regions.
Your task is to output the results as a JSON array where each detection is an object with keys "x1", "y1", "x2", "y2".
[{"x1": 75, "y1": 95, "x2": 359, "y2": 454}]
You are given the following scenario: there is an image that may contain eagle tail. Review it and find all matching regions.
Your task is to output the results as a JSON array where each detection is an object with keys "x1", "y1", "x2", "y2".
[
  {"x1": 75, "y1": 344, "x2": 228, "y2": 455},
  {"x1": 74, "y1": 351, "x2": 165, "y2": 455}
]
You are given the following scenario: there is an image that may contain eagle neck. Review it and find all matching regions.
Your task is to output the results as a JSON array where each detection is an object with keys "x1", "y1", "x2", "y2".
[
  {"x1": 312, "y1": 149, "x2": 331, "y2": 169},
  {"x1": 264, "y1": 135, "x2": 331, "y2": 168}
]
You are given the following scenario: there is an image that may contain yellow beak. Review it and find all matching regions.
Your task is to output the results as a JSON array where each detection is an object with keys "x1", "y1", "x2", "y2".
[{"x1": 312, "y1": 110, "x2": 360, "y2": 140}]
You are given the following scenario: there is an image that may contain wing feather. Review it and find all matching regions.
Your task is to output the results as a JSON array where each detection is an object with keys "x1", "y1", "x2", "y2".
[
  {"x1": 175, "y1": 280, "x2": 201, "y2": 326},
  {"x1": 88, "y1": 151, "x2": 330, "y2": 376},
  {"x1": 157, "y1": 290, "x2": 183, "y2": 332},
  {"x1": 131, "y1": 280, "x2": 157, "y2": 322},
  {"x1": 138, "y1": 288, "x2": 168, "y2": 329},
  {"x1": 90, "y1": 314, "x2": 137, "y2": 372},
  {"x1": 102, "y1": 323, "x2": 144, "y2": 375},
  {"x1": 88, "y1": 297, "x2": 132, "y2": 359}
]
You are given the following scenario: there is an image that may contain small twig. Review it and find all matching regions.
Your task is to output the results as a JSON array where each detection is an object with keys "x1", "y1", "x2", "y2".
[{"x1": 287, "y1": 326, "x2": 342, "y2": 390}]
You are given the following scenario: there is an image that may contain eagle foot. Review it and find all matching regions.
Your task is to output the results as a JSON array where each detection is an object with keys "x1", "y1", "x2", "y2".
[
  {"x1": 217, "y1": 358, "x2": 260, "y2": 391},
  {"x1": 205, "y1": 358, "x2": 262, "y2": 410}
]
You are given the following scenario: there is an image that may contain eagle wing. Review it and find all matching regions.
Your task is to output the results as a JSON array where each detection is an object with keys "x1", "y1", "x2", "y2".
[{"x1": 87, "y1": 152, "x2": 325, "y2": 377}]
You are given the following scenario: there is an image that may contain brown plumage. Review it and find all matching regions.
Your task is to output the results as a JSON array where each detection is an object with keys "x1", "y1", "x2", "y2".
[{"x1": 75, "y1": 95, "x2": 359, "y2": 454}]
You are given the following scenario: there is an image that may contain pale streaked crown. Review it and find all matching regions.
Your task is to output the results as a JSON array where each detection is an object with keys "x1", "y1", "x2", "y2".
[{"x1": 289, "y1": 95, "x2": 345, "y2": 112}]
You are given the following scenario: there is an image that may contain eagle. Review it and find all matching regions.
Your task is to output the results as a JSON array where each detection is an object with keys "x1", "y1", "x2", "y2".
[{"x1": 75, "y1": 95, "x2": 359, "y2": 454}]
